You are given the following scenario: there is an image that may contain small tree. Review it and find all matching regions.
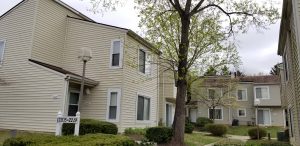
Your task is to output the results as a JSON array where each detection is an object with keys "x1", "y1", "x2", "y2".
[
  {"x1": 270, "y1": 63, "x2": 280, "y2": 75},
  {"x1": 191, "y1": 76, "x2": 238, "y2": 121}
]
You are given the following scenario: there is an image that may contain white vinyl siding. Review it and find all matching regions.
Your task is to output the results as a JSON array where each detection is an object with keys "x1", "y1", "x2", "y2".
[
  {"x1": 237, "y1": 108, "x2": 246, "y2": 117},
  {"x1": 208, "y1": 108, "x2": 223, "y2": 120},
  {"x1": 237, "y1": 89, "x2": 247, "y2": 101},
  {"x1": 110, "y1": 39, "x2": 123, "y2": 68},
  {"x1": 106, "y1": 88, "x2": 121, "y2": 122},
  {"x1": 137, "y1": 95, "x2": 150, "y2": 121},
  {"x1": 255, "y1": 86, "x2": 270, "y2": 99},
  {"x1": 0, "y1": 40, "x2": 5, "y2": 64}
]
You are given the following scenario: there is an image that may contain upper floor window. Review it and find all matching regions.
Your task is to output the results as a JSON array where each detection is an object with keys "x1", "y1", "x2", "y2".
[
  {"x1": 0, "y1": 40, "x2": 5, "y2": 64},
  {"x1": 107, "y1": 88, "x2": 121, "y2": 122},
  {"x1": 255, "y1": 86, "x2": 269, "y2": 99},
  {"x1": 283, "y1": 52, "x2": 289, "y2": 81},
  {"x1": 237, "y1": 89, "x2": 247, "y2": 101},
  {"x1": 208, "y1": 89, "x2": 216, "y2": 99},
  {"x1": 137, "y1": 95, "x2": 150, "y2": 121},
  {"x1": 138, "y1": 49, "x2": 152, "y2": 75},
  {"x1": 110, "y1": 39, "x2": 123, "y2": 68}
]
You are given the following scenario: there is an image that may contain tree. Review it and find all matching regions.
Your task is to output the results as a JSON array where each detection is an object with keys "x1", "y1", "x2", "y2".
[
  {"x1": 270, "y1": 63, "x2": 280, "y2": 75},
  {"x1": 191, "y1": 77, "x2": 238, "y2": 121},
  {"x1": 87, "y1": 0, "x2": 279, "y2": 145},
  {"x1": 204, "y1": 66, "x2": 218, "y2": 76}
]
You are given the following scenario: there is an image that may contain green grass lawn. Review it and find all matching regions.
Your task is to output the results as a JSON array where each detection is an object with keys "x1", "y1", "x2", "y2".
[
  {"x1": 227, "y1": 126, "x2": 284, "y2": 138},
  {"x1": 185, "y1": 133, "x2": 224, "y2": 146}
]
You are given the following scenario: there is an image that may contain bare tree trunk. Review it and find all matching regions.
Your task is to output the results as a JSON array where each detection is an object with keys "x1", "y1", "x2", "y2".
[
  {"x1": 170, "y1": 14, "x2": 190, "y2": 146},
  {"x1": 212, "y1": 106, "x2": 216, "y2": 122}
]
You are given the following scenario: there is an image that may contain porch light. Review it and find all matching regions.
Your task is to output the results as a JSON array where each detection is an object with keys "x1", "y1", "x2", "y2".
[
  {"x1": 78, "y1": 47, "x2": 92, "y2": 111},
  {"x1": 78, "y1": 47, "x2": 92, "y2": 61}
]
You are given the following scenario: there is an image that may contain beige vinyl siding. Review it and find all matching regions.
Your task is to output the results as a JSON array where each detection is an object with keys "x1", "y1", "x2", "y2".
[
  {"x1": 254, "y1": 84, "x2": 281, "y2": 106},
  {"x1": 31, "y1": 0, "x2": 83, "y2": 67},
  {"x1": 159, "y1": 64, "x2": 176, "y2": 124},
  {"x1": 63, "y1": 18, "x2": 127, "y2": 129},
  {"x1": 121, "y1": 35, "x2": 159, "y2": 131},
  {"x1": 0, "y1": 0, "x2": 65, "y2": 132},
  {"x1": 234, "y1": 83, "x2": 256, "y2": 125},
  {"x1": 284, "y1": 9, "x2": 300, "y2": 145}
]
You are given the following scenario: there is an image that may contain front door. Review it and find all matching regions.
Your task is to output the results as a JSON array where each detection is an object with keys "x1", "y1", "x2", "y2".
[
  {"x1": 190, "y1": 109, "x2": 197, "y2": 123},
  {"x1": 257, "y1": 109, "x2": 271, "y2": 125},
  {"x1": 68, "y1": 91, "x2": 79, "y2": 116},
  {"x1": 166, "y1": 103, "x2": 173, "y2": 127}
]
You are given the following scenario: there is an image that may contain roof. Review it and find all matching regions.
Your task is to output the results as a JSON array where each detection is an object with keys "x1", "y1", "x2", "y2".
[
  {"x1": 278, "y1": 0, "x2": 292, "y2": 55},
  {"x1": 0, "y1": 0, "x2": 160, "y2": 55},
  {"x1": 29, "y1": 59, "x2": 99, "y2": 86},
  {"x1": 239, "y1": 75, "x2": 280, "y2": 84}
]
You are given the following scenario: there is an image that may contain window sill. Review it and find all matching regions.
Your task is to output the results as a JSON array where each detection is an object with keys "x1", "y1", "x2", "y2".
[
  {"x1": 107, "y1": 119, "x2": 119, "y2": 123},
  {"x1": 136, "y1": 120, "x2": 152, "y2": 124},
  {"x1": 109, "y1": 66, "x2": 122, "y2": 69}
]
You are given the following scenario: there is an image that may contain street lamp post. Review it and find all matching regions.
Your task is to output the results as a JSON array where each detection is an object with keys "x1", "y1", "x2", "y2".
[
  {"x1": 255, "y1": 99, "x2": 261, "y2": 140},
  {"x1": 78, "y1": 48, "x2": 92, "y2": 111}
]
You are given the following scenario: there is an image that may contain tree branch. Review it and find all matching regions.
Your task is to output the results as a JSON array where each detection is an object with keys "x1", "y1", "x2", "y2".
[{"x1": 190, "y1": 0, "x2": 205, "y2": 16}]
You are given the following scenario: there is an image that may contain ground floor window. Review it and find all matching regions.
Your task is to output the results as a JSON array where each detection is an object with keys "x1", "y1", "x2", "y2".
[
  {"x1": 237, "y1": 108, "x2": 246, "y2": 117},
  {"x1": 137, "y1": 95, "x2": 150, "y2": 121},
  {"x1": 107, "y1": 88, "x2": 121, "y2": 121},
  {"x1": 208, "y1": 108, "x2": 223, "y2": 120},
  {"x1": 68, "y1": 91, "x2": 79, "y2": 116},
  {"x1": 257, "y1": 109, "x2": 271, "y2": 125},
  {"x1": 289, "y1": 108, "x2": 294, "y2": 137}
]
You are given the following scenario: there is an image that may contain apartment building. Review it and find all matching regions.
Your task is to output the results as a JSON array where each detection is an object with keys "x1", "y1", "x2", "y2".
[
  {"x1": 0, "y1": 0, "x2": 160, "y2": 132},
  {"x1": 190, "y1": 75, "x2": 284, "y2": 127}
]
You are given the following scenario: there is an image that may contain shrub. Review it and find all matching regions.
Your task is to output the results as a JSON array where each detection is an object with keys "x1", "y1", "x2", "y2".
[
  {"x1": 196, "y1": 117, "x2": 213, "y2": 127},
  {"x1": 62, "y1": 119, "x2": 118, "y2": 135},
  {"x1": 3, "y1": 133, "x2": 135, "y2": 146},
  {"x1": 205, "y1": 124, "x2": 228, "y2": 136},
  {"x1": 145, "y1": 127, "x2": 173, "y2": 144},
  {"x1": 124, "y1": 128, "x2": 147, "y2": 135},
  {"x1": 185, "y1": 122, "x2": 194, "y2": 134},
  {"x1": 246, "y1": 140, "x2": 292, "y2": 146},
  {"x1": 248, "y1": 127, "x2": 267, "y2": 139}
]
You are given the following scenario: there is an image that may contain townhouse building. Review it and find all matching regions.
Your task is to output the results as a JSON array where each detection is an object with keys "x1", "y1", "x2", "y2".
[{"x1": 0, "y1": 0, "x2": 161, "y2": 132}]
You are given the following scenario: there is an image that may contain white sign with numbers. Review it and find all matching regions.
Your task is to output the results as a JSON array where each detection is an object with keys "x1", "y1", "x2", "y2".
[{"x1": 55, "y1": 111, "x2": 80, "y2": 136}]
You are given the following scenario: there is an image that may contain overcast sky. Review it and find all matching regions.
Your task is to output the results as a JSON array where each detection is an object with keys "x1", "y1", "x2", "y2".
[{"x1": 0, "y1": 0, "x2": 282, "y2": 75}]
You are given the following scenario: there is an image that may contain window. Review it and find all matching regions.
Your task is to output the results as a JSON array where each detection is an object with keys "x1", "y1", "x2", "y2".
[
  {"x1": 110, "y1": 40, "x2": 122, "y2": 68},
  {"x1": 68, "y1": 91, "x2": 79, "y2": 116},
  {"x1": 208, "y1": 89, "x2": 216, "y2": 99},
  {"x1": 137, "y1": 95, "x2": 150, "y2": 121},
  {"x1": 139, "y1": 49, "x2": 146, "y2": 73},
  {"x1": 237, "y1": 108, "x2": 246, "y2": 117},
  {"x1": 283, "y1": 52, "x2": 289, "y2": 81},
  {"x1": 237, "y1": 89, "x2": 247, "y2": 101},
  {"x1": 107, "y1": 88, "x2": 121, "y2": 121},
  {"x1": 138, "y1": 49, "x2": 152, "y2": 75},
  {"x1": 255, "y1": 86, "x2": 269, "y2": 99},
  {"x1": 0, "y1": 40, "x2": 5, "y2": 64},
  {"x1": 289, "y1": 108, "x2": 294, "y2": 137},
  {"x1": 208, "y1": 108, "x2": 223, "y2": 120}
]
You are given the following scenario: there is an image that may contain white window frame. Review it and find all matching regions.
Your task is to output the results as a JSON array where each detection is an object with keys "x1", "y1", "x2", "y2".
[
  {"x1": 283, "y1": 50, "x2": 289, "y2": 82},
  {"x1": 136, "y1": 93, "x2": 152, "y2": 123},
  {"x1": 208, "y1": 107, "x2": 223, "y2": 120},
  {"x1": 0, "y1": 40, "x2": 6, "y2": 65},
  {"x1": 236, "y1": 88, "x2": 248, "y2": 101},
  {"x1": 138, "y1": 48, "x2": 152, "y2": 76},
  {"x1": 106, "y1": 88, "x2": 121, "y2": 122},
  {"x1": 256, "y1": 108, "x2": 272, "y2": 126},
  {"x1": 67, "y1": 90, "x2": 80, "y2": 116},
  {"x1": 109, "y1": 39, "x2": 123, "y2": 69},
  {"x1": 254, "y1": 86, "x2": 270, "y2": 99},
  {"x1": 237, "y1": 108, "x2": 247, "y2": 117}
]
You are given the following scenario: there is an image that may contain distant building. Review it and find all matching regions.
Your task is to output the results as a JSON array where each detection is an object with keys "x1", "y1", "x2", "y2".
[{"x1": 189, "y1": 75, "x2": 284, "y2": 127}]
